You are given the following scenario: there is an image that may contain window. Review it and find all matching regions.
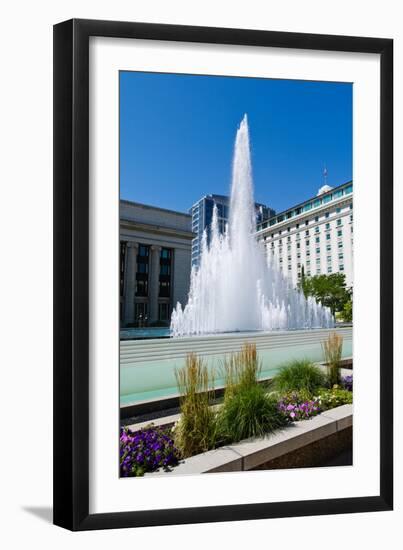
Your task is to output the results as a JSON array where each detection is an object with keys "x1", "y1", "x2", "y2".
[
  {"x1": 288, "y1": 265, "x2": 292, "y2": 271},
  {"x1": 305, "y1": 220, "x2": 309, "y2": 226},
  {"x1": 159, "y1": 248, "x2": 172, "y2": 298},
  {"x1": 337, "y1": 230, "x2": 343, "y2": 237},
  {"x1": 158, "y1": 303, "x2": 170, "y2": 321},
  {"x1": 160, "y1": 264, "x2": 170, "y2": 275},
  {"x1": 316, "y1": 248, "x2": 320, "y2": 254},
  {"x1": 138, "y1": 244, "x2": 149, "y2": 257},
  {"x1": 338, "y1": 253, "x2": 344, "y2": 260},
  {"x1": 336, "y1": 207, "x2": 341, "y2": 214},
  {"x1": 306, "y1": 260, "x2": 311, "y2": 266},
  {"x1": 307, "y1": 271, "x2": 311, "y2": 276},
  {"x1": 279, "y1": 247, "x2": 283, "y2": 254},
  {"x1": 296, "y1": 223, "x2": 300, "y2": 229},
  {"x1": 288, "y1": 255, "x2": 291, "y2": 261},
  {"x1": 315, "y1": 226, "x2": 319, "y2": 233},
  {"x1": 135, "y1": 278, "x2": 148, "y2": 297},
  {"x1": 326, "y1": 223, "x2": 330, "y2": 230},
  {"x1": 279, "y1": 258, "x2": 283, "y2": 263},
  {"x1": 287, "y1": 245, "x2": 291, "y2": 251},
  {"x1": 350, "y1": 214, "x2": 353, "y2": 222},
  {"x1": 315, "y1": 236, "x2": 320, "y2": 243},
  {"x1": 159, "y1": 280, "x2": 171, "y2": 298},
  {"x1": 161, "y1": 248, "x2": 171, "y2": 260},
  {"x1": 315, "y1": 215, "x2": 319, "y2": 222},
  {"x1": 337, "y1": 219, "x2": 342, "y2": 226},
  {"x1": 306, "y1": 250, "x2": 311, "y2": 257},
  {"x1": 316, "y1": 268, "x2": 321, "y2": 274},
  {"x1": 326, "y1": 244, "x2": 331, "y2": 252},
  {"x1": 326, "y1": 234, "x2": 331, "y2": 240},
  {"x1": 297, "y1": 272, "x2": 301, "y2": 278},
  {"x1": 350, "y1": 203, "x2": 353, "y2": 210},
  {"x1": 325, "y1": 212, "x2": 330, "y2": 219},
  {"x1": 287, "y1": 236, "x2": 291, "y2": 243},
  {"x1": 136, "y1": 244, "x2": 150, "y2": 297},
  {"x1": 327, "y1": 266, "x2": 332, "y2": 273},
  {"x1": 327, "y1": 256, "x2": 332, "y2": 262},
  {"x1": 297, "y1": 263, "x2": 301, "y2": 268},
  {"x1": 316, "y1": 258, "x2": 321, "y2": 264},
  {"x1": 279, "y1": 239, "x2": 282, "y2": 245},
  {"x1": 287, "y1": 227, "x2": 291, "y2": 232},
  {"x1": 297, "y1": 253, "x2": 301, "y2": 259},
  {"x1": 297, "y1": 242, "x2": 300, "y2": 249},
  {"x1": 340, "y1": 265, "x2": 345, "y2": 271},
  {"x1": 338, "y1": 241, "x2": 343, "y2": 249},
  {"x1": 305, "y1": 230, "x2": 309, "y2": 236}
]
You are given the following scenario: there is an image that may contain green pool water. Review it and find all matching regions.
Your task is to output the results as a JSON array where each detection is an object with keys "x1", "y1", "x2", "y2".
[{"x1": 120, "y1": 336, "x2": 352, "y2": 406}]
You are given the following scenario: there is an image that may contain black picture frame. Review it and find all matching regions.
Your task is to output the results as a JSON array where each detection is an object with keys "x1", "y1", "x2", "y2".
[{"x1": 53, "y1": 18, "x2": 393, "y2": 531}]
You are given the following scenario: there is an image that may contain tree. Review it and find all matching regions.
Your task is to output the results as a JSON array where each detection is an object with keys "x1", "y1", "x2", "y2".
[
  {"x1": 299, "y1": 273, "x2": 352, "y2": 315},
  {"x1": 342, "y1": 299, "x2": 353, "y2": 322}
]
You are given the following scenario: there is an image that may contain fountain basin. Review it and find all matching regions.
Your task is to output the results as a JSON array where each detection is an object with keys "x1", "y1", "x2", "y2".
[{"x1": 120, "y1": 326, "x2": 352, "y2": 406}]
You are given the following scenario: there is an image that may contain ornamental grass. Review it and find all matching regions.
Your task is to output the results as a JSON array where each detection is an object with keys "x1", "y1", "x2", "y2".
[
  {"x1": 322, "y1": 332, "x2": 343, "y2": 387},
  {"x1": 272, "y1": 359, "x2": 326, "y2": 396},
  {"x1": 174, "y1": 353, "x2": 218, "y2": 458},
  {"x1": 219, "y1": 343, "x2": 286, "y2": 442}
]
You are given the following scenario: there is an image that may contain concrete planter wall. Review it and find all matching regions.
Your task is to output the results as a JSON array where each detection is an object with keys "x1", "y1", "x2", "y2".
[{"x1": 146, "y1": 404, "x2": 352, "y2": 476}]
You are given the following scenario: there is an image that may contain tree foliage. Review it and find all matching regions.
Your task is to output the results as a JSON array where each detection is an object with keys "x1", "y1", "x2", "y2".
[{"x1": 299, "y1": 272, "x2": 352, "y2": 315}]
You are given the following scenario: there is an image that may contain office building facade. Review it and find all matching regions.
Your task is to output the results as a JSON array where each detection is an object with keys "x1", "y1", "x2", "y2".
[
  {"x1": 191, "y1": 194, "x2": 275, "y2": 266},
  {"x1": 256, "y1": 181, "x2": 353, "y2": 287}
]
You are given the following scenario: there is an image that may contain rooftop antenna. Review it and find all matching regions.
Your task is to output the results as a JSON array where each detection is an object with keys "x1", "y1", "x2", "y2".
[{"x1": 323, "y1": 164, "x2": 328, "y2": 186}]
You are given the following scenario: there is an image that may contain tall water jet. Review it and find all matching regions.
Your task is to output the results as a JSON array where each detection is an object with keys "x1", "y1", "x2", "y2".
[{"x1": 171, "y1": 115, "x2": 334, "y2": 336}]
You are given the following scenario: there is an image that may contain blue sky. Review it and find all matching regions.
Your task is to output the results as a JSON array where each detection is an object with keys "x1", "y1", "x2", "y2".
[{"x1": 120, "y1": 71, "x2": 352, "y2": 214}]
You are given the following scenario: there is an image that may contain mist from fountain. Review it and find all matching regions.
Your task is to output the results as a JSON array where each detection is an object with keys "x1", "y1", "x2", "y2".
[{"x1": 170, "y1": 115, "x2": 334, "y2": 336}]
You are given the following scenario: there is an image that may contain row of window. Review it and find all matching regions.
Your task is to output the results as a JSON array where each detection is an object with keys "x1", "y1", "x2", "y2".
[
  {"x1": 119, "y1": 243, "x2": 173, "y2": 299},
  {"x1": 266, "y1": 215, "x2": 352, "y2": 243},
  {"x1": 259, "y1": 186, "x2": 352, "y2": 229},
  {"x1": 261, "y1": 202, "x2": 353, "y2": 236},
  {"x1": 280, "y1": 263, "x2": 345, "y2": 277}
]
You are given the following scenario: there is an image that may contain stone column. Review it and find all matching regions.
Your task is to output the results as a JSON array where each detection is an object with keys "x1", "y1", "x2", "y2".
[
  {"x1": 149, "y1": 245, "x2": 161, "y2": 323},
  {"x1": 124, "y1": 241, "x2": 138, "y2": 325}
]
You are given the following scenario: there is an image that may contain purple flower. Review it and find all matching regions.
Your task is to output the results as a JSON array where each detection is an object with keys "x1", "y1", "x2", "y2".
[{"x1": 119, "y1": 426, "x2": 180, "y2": 477}]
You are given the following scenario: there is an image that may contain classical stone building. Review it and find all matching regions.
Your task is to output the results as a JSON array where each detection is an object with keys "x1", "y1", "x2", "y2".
[{"x1": 120, "y1": 200, "x2": 193, "y2": 327}]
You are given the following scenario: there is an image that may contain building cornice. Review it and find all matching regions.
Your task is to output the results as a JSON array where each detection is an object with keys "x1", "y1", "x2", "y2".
[
  {"x1": 120, "y1": 218, "x2": 195, "y2": 240},
  {"x1": 257, "y1": 194, "x2": 353, "y2": 237}
]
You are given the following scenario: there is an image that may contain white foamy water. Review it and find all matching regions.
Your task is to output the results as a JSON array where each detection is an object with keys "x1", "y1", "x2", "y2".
[{"x1": 171, "y1": 115, "x2": 334, "y2": 336}]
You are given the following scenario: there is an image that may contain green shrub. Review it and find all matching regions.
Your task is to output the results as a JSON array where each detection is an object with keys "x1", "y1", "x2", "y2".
[
  {"x1": 273, "y1": 359, "x2": 326, "y2": 395},
  {"x1": 314, "y1": 387, "x2": 353, "y2": 410},
  {"x1": 174, "y1": 354, "x2": 218, "y2": 458},
  {"x1": 219, "y1": 384, "x2": 286, "y2": 442},
  {"x1": 322, "y1": 332, "x2": 343, "y2": 386}
]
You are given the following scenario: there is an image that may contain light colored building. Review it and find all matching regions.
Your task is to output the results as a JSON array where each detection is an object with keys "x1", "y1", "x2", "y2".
[
  {"x1": 120, "y1": 200, "x2": 193, "y2": 327},
  {"x1": 191, "y1": 194, "x2": 275, "y2": 267},
  {"x1": 256, "y1": 181, "x2": 353, "y2": 288}
]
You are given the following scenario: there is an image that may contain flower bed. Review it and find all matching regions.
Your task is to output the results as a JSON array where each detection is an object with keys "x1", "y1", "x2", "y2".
[
  {"x1": 120, "y1": 343, "x2": 353, "y2": 476},
  {"x1": 120, "y1": 426, "x2": 180, "y2": 477}
]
